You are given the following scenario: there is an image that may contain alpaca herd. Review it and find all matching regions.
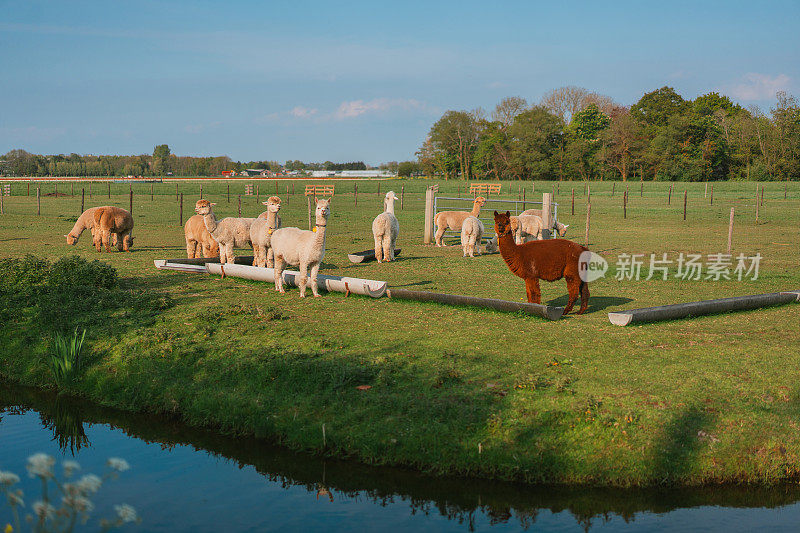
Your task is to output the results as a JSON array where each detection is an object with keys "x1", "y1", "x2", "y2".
[{"x1": 64, "y1": 187, "x2": 587, "y2": 311}]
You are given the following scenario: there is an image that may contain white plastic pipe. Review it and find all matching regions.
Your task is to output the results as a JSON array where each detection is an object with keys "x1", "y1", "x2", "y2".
[{"x1": 205, "y1": 263, "x2": 388, "y2": 298}]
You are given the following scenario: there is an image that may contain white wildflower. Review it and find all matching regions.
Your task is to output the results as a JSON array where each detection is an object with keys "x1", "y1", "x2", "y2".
[
  {"x1": 114, "y1": 503, "x2": 138, "y2": 523},
  {"x1": 62, "y1": 494, "x2": 94, "y2": 514},
  {"x1": 7, "y1": 489, "x2": 24, "y2": 507},
  {"x1": 26, "y1": 454, "x2": 55, "y2": 479},
  {"x1": 106, "y1": 458, "x2": 129, "y2": 472},
  {"x1": 76, "y1": 474, "x2": 102, "y2": 494},
  {"x1": 62, "y1": 460, "x2": 81, "y2": 477},
  {"x1": 0, "y1": 471, "x2": 20, "y2": 486},
  {"x1": 32, "y1": 501, "x2": 57, "y2": 520}
]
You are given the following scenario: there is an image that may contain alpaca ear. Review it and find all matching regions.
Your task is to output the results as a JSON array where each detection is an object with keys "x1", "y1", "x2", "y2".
[
  {"x1": 210, "y1": 203, "x2": 216, "y2": 206},
  {"x1": 505, "y1": 211, "x2": 510, "y2": 217},
  {"x1": 493, "y1": 210, "x2": 498, "y2": 216}
]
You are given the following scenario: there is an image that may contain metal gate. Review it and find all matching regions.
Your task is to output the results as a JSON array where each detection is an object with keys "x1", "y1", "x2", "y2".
[{"x1": 432, "y1": 196, "x2": 559, "y2": 244}]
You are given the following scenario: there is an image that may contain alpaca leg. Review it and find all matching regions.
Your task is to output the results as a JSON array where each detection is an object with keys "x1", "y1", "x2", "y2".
[
  {"x1": 298, "y1": 263, "x2": 308, "y2": 298},
  {"x1": 563, "y1": 275, "x2": 580, "y2": 315},
  {"x1": 383, "y1": 235, "x2": 393, "y2": 262},
  {"x1": 252, "y1": 245, "x2": 260, "y2": 266},
  {"x1": 474, "y1": 237, "x2": 481, "y2": 256},
  {"x1": 389, "y1": 233, "x2": 397, "y2": 261},
  {"x1": 266, "y1": 247, "x2": 274, "y2": 268},
  {"x1": 374, "y1": 235, "x2": 383, "y2": 263},
  {"x1": 103, "y1": 230, "x2": 112, "y2": 253},
  {"x1": 310, "y1": 263, "x2": 321, "y2": 297},
  {"x1": 94, "y1": 231, "x2": 103, "y2": 252},
  {"x1": 578, "y1": 280, "x2": 590, "y2": 315},
  {"x1": 524, "y1": 278, "x2": 541, "y2": 304},
  {"x1": 435, "y1": 224, "x2": 446, "y2": 246},
  {"x1": 224, "y1": 243, "x2": 234, "y2": 265},
  {"x1": 187, "y1": 240, "x2": 197, "y2": 258},
  {"x1": 274, "y1": 256, "x2": 285, "y2": 293}
]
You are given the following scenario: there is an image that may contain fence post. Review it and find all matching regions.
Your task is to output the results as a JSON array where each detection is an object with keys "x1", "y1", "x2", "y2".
[
  {"x1": 571, "y1": 188, "x2": 575, "y2": 215},
  {"x1": 522, "y1": 187, "x2": 526, "y2": 211},
  {"x1": 623, "y1": 189, "x2": 627, "y2": 219},
  {"x1": 275, "y1": 180, "x2": 278, "y2": 194},
  {"x1": 354, "y1": 183, "x2": 358, "y2": 206},
  {"x1": 1, "y1": 191, "x2": 3, "y2": 215},
  {"x1": 129, "y1": 189, "x2": 133, "y2": 215},
  {"x1": 683, "y1": 190, "x2": 687, "y2": 220},
  {"x1": 542, "y1": 193, "x2": 552, "y2": 239},
  {"x1": 81, "y1": 188, "x2": 85, "y2": 213},
  {"x1": 200, "y1": 185, "x2": 203, "y2": 199},
  {"x1": 640, "y1": 181, "x2": 643, "y2": 197},
  {"x1": 728, "y1": 207, "x2": 734, "y2": 254},
  {"x1": 307, "y1": 195, "x2": 314, "y2": 230},
  {"x1": 151, "y1": 184, "x2": 154, "y2": 201},
  {"x1": 89, "y1": 182, "x2": 92, "y2": 198},
  {"x1": 401, "y1": 186, "x2": 405, "y2": 210},
  {"x1": 37, "y1": 187, "x2": 41, "y2": 215},
  {"x1": 423, "y1": 187, "x2": 435, "y2": 244},
  {"x1": 587, "y1": 184, "x2": 591, "y2": 203},
  {"x1": 760, "y1": 186, "x2": 764, "y2": 207},
  {"x1": 238, "y1": 195, "x2": 241, "y2": 216},
  {"x1": 668, "y1": 185, "x2": 672, "y2": 205},
  {"x1": 71, "y1": 182, "x2": 74, "y2": 197},
  {"x1": 585, "y1": 203, "x2": 591, "y2": 246},
  {"x1": 227, "y1": 184, "x2": 230, "y2": 203},
  {"x1": 612, "y1": 183, "x2": 615, "y2": 197},
  {"x1": 27, "y1": 182, "x2": 30, "y2": 196},
  {"x1": 755, "y1": 185, "x2": 760, "y2": 223},
  {"x1": 710, "y1": 184, "x2": 713, "y2": 205},
  {"x1": 179, "y1": 193, "x2": 183, "y2": 226},
  {"x1": 377, "y1": 181, "x2": 381, "y2": 196},
  {"x1": 705, "y1": 182, "x2": 708, "y2": 198},
  {"x1": 256, "y1": 185, "x2": 259, "y2": 204},
  {"x1": 175, "y1": 183, "x2": 178, "y2": 202}
]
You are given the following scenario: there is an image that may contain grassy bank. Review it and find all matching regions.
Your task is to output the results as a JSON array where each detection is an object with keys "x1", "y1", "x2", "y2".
[{"x1": 1, "y1": 179, "x2": 799, "y2": 486}]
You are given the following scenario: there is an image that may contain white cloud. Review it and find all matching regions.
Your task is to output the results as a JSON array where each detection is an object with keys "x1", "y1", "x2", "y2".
[
  {"x1": 289, "y1": 106, "x2": 318, "y2": 118},
  {"x1": 334, "y1": 98, "x2": 426, "y2": 119},
  {"x1": 729, "y1": 73, "x2": 791, "y2": 101}
]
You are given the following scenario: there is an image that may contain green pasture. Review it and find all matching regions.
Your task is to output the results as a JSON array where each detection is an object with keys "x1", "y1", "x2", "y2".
[{"x1": 0, "y1": 178, "x2": 799, "y2": 486}]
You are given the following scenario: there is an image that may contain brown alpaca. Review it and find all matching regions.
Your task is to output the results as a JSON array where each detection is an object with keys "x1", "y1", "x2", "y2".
[
  {"x1": 434, "y1": 196, "x2": 486, "y2": 246},
  {"x1": 93, "y1": 206, "x2": 134, "y2": 252},
  {"x1": 494, "y1": 211, "x2": 589, "y2": 314},
  {"x1": 184, "y1": 214, "x2": 220, "y2": 258}
]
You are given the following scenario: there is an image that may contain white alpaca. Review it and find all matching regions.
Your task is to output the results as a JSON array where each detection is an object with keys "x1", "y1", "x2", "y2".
[
  {"x1": 250, "y1": 196, "x2": 282, "y2": 267},
  {"x1": 484, "y1": 235, "x2": 498, "y2": 253},
  {"x1": 460, "y1": 216, "x2": 483, "y2": 257},
  {"x1": 194, "y1": 200, "x2": 255, "y2": 266},
  {"x1": 270, "y1": 198, "x2": 330, "y2": 297},
  {"x1": 372, "y1": 191, "x2": 400, "y2": 263},
  {"x1": 520, "y1": 208, "x2": 569, "y2": 237}
]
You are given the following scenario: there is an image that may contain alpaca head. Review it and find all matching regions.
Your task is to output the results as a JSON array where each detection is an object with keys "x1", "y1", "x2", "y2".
[
  {"x1": 263, "y1": 196, "x2": 282, "y2": 213},
  {"x1": 556, "y1": 222, "x2": 569, "y2": 237},
  {"x1": 493, "y1": 211, "x2": 513, "y2": 237},
  {"x1": 474, "y1": 196, "x2": 487, "y2": 207},
  {"x1": 315, "y1": 198, "x2": 330, "y2": 221},
  {"x1": 195, "y1": 199, "x2": 215, "y2": 215},
  {"x1": 484, "y1": 235, "x2": 498, "y2": 253},
  {"x1": 123, "y1": 235, "x2": 135, "y2": 248},
  {"x1": 65, "y1": 233, "x2": 78, "y2": 245}
]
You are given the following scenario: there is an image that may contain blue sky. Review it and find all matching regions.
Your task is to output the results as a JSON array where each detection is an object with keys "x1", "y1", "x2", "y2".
[{"x1": 1, "y1": 0, "x2": 798, "y2": 164}]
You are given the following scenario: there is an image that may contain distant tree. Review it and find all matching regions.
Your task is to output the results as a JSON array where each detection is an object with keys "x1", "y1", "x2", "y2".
[
  {"x1": 541, "y1": 86, "x2": 588, "y2": 123},
  {"x1": 631, "y1": 87, "x2": 689, "y2": 129},
  {"x1": 600, "y1": 106, "x2": 643, "y2": 181},
  {"x1": 506, "y1": 106, "x2": 564, "y2": 180},
  {"x1": 397, "y1": 161, "x2": 420, "y2": 176},
  {"x1": 152, "y1": 144, "x2": 171, "y2": 175},
  {"x1": 491, "y1": 97, "x2": 528, "y2": 126}
]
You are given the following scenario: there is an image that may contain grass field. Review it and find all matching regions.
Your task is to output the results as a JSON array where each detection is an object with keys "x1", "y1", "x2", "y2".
[{"x1": 1, "y1": 178, "x2": 799, "y2": 486}]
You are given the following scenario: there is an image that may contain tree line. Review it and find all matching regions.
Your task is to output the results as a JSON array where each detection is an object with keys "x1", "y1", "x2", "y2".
[
  {"x1": 417, "y1": 86, "x2": 800, "y2": 181},
  {"x1": 0, "y1": 145, "x2": 377, "y2": 177}
]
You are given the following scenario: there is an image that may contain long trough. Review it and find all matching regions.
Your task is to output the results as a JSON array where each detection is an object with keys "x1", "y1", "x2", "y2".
[
  {"x1": 387, "y1": 288, "x2": 564, "y2": 321},
  {"x1": 205, "y1": 263, "x2": 388, "y2": 298},
  {"x1": 608, "y1": 291, "x2": 800, "y2": 326}
]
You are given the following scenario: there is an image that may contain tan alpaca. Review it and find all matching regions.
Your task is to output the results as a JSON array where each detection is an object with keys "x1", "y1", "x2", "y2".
[
  {"x1": 434, "y1": 196, "x2": 486, "y2": 246},
  {"x1": 66, "y1": 206, "x2": 116, "y2": 246},
  {"x1": 93, "y1": 206, "x2": 134, "y2": 252},
  {"x1": 250, "y1": 196, "x2": 282, "y2": 267},
  {"x1": 184, "y1": 215, "x2": 220, "y2": 258}
]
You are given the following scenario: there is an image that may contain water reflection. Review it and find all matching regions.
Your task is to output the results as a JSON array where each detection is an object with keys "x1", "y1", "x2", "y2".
[{"x1": 3, "y1": 382, "x2": 800, "y2": 532}]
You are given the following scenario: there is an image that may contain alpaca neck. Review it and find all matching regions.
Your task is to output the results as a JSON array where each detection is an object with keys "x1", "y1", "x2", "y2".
[
  {"x1": 267, "y1": 210, "x2": 279, "y2": 229},
  {"x1": 471, "y1": 203, "x2": 482, "y2": 217},
  {"x1": 202, "y1": 212, "x2": 219, "y2": 235},
  {"x1": 498, "y1": 232, "x2": 529, "y2": 278},
  {"x1": 314, "y1": 216, "x2": 327, "y2": 248},
  {"x1": 385, "y1": 198, "x2": 395, "y2": 215},
  {"x1": 69, "y1": 217, "x2": 86, "y2": 239}
]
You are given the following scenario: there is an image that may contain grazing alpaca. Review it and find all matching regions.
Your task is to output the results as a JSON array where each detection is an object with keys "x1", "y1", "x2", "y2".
[
  {"x1": 270, "y1": 198, "x2": 330, "y2": 297},
  {"x1": 434, "y1": 196, "x2": 486, "y2": 246},
  {"x1": 520, "y1": 208, "x2": 569, "y2": 237},
  {"x1": 250, "y1": 196, "x2": 282, "y2": 267},
  {"x1": 372, "y1": 191, "x2": 400, "y2": 263},
  {"x1": 194, "y1": 199, "x2": 255, "y2": 265},
  {"x1": 460, "y1": 216, "x2": 483, "y2": 257},
  {"x1": 184, "y1": 215, "x2": 220, "y2": 258},
  {"x1": 93, "y1": 206, "x2": 134, "y2": 252},
  {"x1": 484, "y1": 235, "x2": 498, "y2": 253},
  {"x1": 494, "y1": 211, "x2": 589, "y2": 315},
  {"x1": 66, "y1": 206, "x2": 115, "y2": 246},
  {"x1": 512, "y1": 214, "x2": 546, "y2": 243}
]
